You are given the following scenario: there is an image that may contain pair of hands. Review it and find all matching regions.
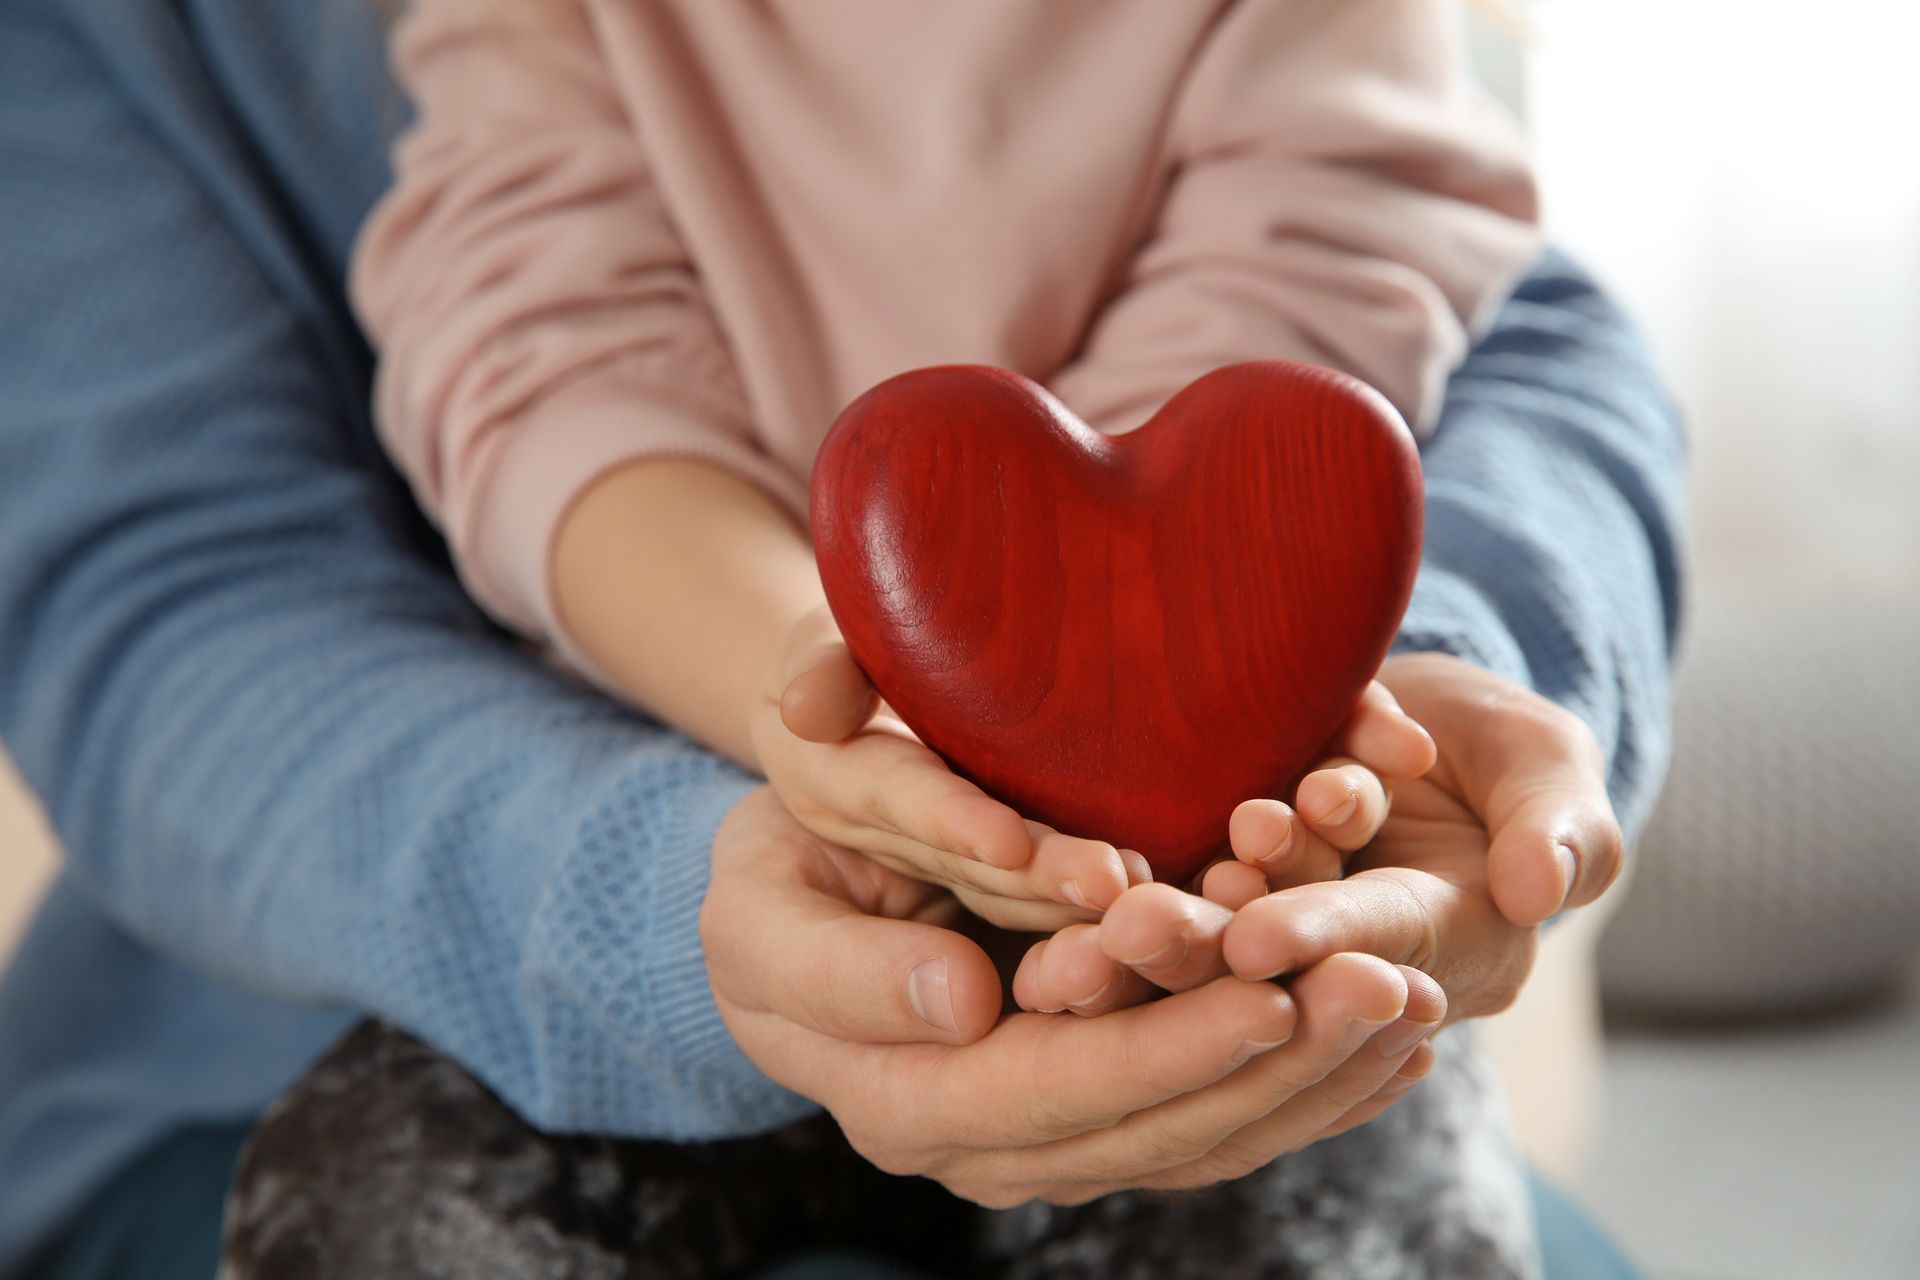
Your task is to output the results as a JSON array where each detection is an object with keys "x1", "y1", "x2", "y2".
[{"x1": 704, "y1": 614, "x2": 1623, "y2": 1207}]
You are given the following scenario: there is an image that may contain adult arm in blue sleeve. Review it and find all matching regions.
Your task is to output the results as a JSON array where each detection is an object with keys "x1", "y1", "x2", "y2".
[
  {"x1": 0, "y1": 2, "x2": 811, "y2": 1141},
  {"x1": 1394, "y1": 252, "x2": 1688, "y2": 839}
]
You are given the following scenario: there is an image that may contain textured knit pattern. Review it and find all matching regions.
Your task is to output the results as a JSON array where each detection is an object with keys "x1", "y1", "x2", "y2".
[{"x1": 0, "y1": 0, "x2": 1683, "y2": 1269}]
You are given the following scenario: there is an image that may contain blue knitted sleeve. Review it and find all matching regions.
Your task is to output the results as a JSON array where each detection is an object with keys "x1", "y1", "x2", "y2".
[
  {"x1": 1395, "y1": 252, "x2": 1688, "y2": 837},
  {"x1": 0, "y1": 3, "x2": 812, "y2": 1142}
]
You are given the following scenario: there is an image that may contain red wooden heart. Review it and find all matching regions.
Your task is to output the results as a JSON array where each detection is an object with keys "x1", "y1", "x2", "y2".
[{"x1": 811, "y1": 361, "x2": 1422, "y2": 884}]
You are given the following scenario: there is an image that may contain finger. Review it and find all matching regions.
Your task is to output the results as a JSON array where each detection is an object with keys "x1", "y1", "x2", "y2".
[
  {"x1": 1223, "y1": 870, "x2": 1531, "y2": 1022},
  {"x1": 1227, "y1": 799, "x2": 1343, "y2": 891},
  {"x1": 1325, "y1": 680, "x2": 1436, "y2": 779},
  {"x1": 1422, "y1": 678, "x2": 1621, "y2": 924},
  {"x1": 975, "y1": 953, "x2": 1406, "y2": 1188},
  {"x1": 1299, "y1": 1039, "x2": 1437, "y2": 1145},
  {"x1": 1011, "y1": 937, "x2": 1050, "y2": 1012},
  {"x1": 811, "y1": 731, "x2": 1033, "y2": 870},
  {"x1": 773, "y1": 608, "x2": 875, "y2": 743},
  {"x1": 945, "y1": 976, "x2": 1300, "y2": 1147},
  {"x1": 1200, "y1": 859, "x2": 1267, "y2": 910},
  {"x1": 1293, "y1": 758, "x2": 1390, "y2": 854},
  {"x1": 1486, "y1": 783, "x2": 1625, "y2": 924},
  {"x1": 780, "y1": 647, "x2": 879, "y2": 744},
  {"x1": 1019, "y1": 925, "x2": 1158, "y2": 1016},
  {"x1": 1098, "y1": 883, "x2": 1235, "y2": 994},
  {"x1": 702, "y1": 851, "x2": 1003, "y2": 1045},
  {"x1": 1023, "y1": 825, "x2": 1132, "y2": 911},
  {"x1": 1136, "y1": 959, "x2": 1428, "y2": 1190},
  {"x1": 953, "y1": 887, "x2": 1096, "y2": 935},
  {"x1": 1222, "y1": 871, "x2": 1443, "y2": 982}
]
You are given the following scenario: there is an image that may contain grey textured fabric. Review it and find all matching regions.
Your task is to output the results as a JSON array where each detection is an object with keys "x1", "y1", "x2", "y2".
[
  {"x1": 1598, "y1": 578, "x2": 1920, "y2": 1016},
  {"x1": 222, "y1": 1020, "x2": 1540, "y2": 1280}
]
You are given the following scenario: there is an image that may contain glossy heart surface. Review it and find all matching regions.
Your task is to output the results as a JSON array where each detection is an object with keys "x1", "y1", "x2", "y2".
[{"x1": 811, "y1": 361, "x2": 1422, "y2": 883}]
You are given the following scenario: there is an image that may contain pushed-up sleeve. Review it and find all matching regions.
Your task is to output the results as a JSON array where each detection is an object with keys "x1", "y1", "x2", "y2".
[
  {"x1": 1052, "y1": 0, "x2": 1541, "y2": 436},
  {"x1": 352, "y1": 0, "x2": 805, "y2": 644}
]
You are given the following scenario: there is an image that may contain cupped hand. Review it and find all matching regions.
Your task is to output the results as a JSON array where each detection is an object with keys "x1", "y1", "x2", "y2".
[
  {"x1": 753, "y1": 608, "x2": 1144, "y2": 932},
  {"x1": 701, "y1": 787, "x2": 1446, "y2": 1208},
  {"x1": 1221, "y1": 653, "x2": 1623, "y2": 1011},
  {"x1": 1016, "y1": 653, "x2": 1623, "y2": 1027}
]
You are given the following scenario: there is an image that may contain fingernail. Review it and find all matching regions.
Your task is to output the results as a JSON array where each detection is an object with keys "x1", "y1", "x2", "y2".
[
  {"x1": 1120, "y1": 933, "x2": 1188, "y2": 971},
  {"x1": 907, "y1": 957, "x2": 958, "y2": 1034},
  {"x1": 1230, "y1": 1038, "x2": 1289, "y2": 1067},
  {"x1": 1554, "y1": 843, "x2": 1578, "y2": 909},
  {"x1": 1375, "y1": 1018, "x2": 1442, "y2": 1058},
  {"x1": 1068, "y1": 971, "x2": 1124, "y2": 1012},
  {"x1": 1339, "y1": 1012, "x2": 1401, "y2": 1054},
  {"x1": 1121, "y1": 850, "x2": 1154, "y2": 886},
  {"x1": 1318, "y1": 791, "x2": 1359, "y2": 828},
  {"x1": 1262, "y1": 819, "x2": 1296, "y2": 867},
  {"x1": 1060, "y1": 879, "x2": 1094, "y2": 910}
]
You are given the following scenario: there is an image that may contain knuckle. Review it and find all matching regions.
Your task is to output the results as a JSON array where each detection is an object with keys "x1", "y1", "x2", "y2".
[
  {"x1": 838, "y1": 1129, "x2": 914, "y2": 1177},
  {"x1": 1022, "y1": 1078, "x2": 1093, "y2": 1141},
  {"x1": 971, "y1": 1188, "x2": 1026, "y2": 1211},
  {"x1": 857, "y1": 775, "x2": 897, "y2": 829},
  {"x1": 862, "y1": 1146, "x2": 928, "y2": 1180},
  {"x1": 1377, "y1": 873, "x2": 1440, "y2": 970},
  {"x1": 1133, "y1": 1120, "x2": 1226, "y2": 1172},
  {"x1": 954, "y1": 1181, "x2": 1037, "y2": 1211},
  {"x1": 1146, "y1": 1153, "x2": 1240, "y2": 1194},
  {"x1": 1114, "y1": 1019, "x2": 1203, "y2": 1103},
  {"x1": 1200, "y1": 1133, "x2": 1276, "y2": 1183},
  {"x1": 841, "y1": 1126, "x2": 941, "y2": 1181},
  {"x1": 1021, "y1": 1039, "x2": 1095, "y2": 1139},
  {"x1": 1485, "y1": 684, "x2": 1591, "y2": 752}
]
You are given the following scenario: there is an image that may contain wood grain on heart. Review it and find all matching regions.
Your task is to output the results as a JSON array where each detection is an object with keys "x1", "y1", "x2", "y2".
[{"x1": 811, "y1": 361, "x2": 1422, "y2": 884}]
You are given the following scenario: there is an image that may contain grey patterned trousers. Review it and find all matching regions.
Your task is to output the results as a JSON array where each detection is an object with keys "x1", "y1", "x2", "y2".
[{"x1": 221, "y1": 1020, "x2": 1539, "y2": 1279}]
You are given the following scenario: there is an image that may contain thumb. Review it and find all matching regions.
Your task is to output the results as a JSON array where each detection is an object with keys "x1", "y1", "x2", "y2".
[
  {"x1": 1485, "y1": 783, "x2": 1624, "y2": 924},
  {"x1": 773, "y1": 607, "x2": 878, "y2": 743},
  {"x1": 703, "y1": 847, "x2": 1002, "y2": 1046},
  {"x1": 1461, "y1": 703, "x2": 1624, "y2": 924}
]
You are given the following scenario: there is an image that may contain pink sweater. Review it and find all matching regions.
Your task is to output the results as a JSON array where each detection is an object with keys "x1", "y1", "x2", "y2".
[{"x1": 353, "y1": 0, "x2": 1540, "y2": 649}]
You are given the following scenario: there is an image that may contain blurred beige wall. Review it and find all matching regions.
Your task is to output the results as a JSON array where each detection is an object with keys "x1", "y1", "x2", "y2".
[{"x1": 0, "y1": 749, "x2": 58, "y2": 961}]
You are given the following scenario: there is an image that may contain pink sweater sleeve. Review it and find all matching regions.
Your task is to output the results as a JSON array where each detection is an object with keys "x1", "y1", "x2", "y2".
[
  {"x1": 1050, "y1": 0, "x2": 1541, "y2": 437},
  {"x1": 350, "y1": 0, "x2": 803, "y2": 645}
]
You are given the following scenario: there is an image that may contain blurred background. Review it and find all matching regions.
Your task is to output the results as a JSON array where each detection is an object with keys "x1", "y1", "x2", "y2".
[
  {"x1": 3, "y1": 2, "x2": 1917, "y2": 1277},
  {"x1": 1500, "y1": 2, "x2": 1920, "y2": 1277}
]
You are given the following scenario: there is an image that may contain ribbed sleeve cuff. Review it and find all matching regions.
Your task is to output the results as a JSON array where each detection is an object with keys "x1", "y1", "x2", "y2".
[
  {"x1": 516, "y1": 745, "x2": 818, "y2": 1141},
  {"x1": 1391, "y1": 561, "x2": 1530, "y2": 685}
]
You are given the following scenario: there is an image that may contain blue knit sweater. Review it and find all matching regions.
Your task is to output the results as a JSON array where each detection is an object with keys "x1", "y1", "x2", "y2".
[{"x1": 0, "y1": 0, "x2": 1685, "y2": 1266}]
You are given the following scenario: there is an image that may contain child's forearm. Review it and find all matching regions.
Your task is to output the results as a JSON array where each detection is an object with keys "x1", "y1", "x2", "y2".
[{"x1": 551, "y1": 457, "x2": 824, "y2": 771}]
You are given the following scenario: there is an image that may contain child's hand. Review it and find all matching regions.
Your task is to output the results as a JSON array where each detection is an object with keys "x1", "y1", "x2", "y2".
[
  {"x1": 753, "y1": 608, "x2": 1150, "y2": 933},
  {"x1": 1196, "y1": 679, "x2": 1438, "y2": 912}
]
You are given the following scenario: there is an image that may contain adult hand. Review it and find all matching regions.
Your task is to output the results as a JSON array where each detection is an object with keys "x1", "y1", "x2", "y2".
[
  {"x1": 1016, "y1": 652, "x2": 1624, "y2": 1027},
  {"x1": 701, "y1": 787, "x2": 1445, "y2": 1208}
]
